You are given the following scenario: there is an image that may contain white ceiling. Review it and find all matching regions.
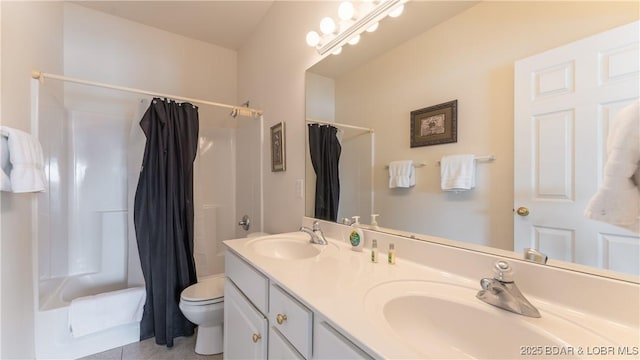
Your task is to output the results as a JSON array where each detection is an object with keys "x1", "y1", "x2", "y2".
[{"x1": 73, "y1": 1, "x2": 274, "y2": 50}]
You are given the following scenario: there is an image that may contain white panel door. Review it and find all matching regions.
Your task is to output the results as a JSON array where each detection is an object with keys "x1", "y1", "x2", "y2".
[{"x1": 514, "y1": 21, "x2": 639, "y2": 275}]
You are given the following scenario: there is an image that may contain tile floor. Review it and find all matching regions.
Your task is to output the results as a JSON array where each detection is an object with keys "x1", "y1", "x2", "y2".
[{"x1": 79, "y1": 334, "x2": 222, "y2": 360}]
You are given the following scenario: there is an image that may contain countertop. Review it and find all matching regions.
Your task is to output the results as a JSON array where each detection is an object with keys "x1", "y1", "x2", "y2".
[{"x1": 224, "y1": 231, "x2": 639, "y2": 359}]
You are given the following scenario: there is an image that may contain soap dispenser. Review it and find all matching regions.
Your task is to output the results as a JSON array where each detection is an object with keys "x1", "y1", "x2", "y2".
[
  {"x1": 349, "y1": 216, "x2": 364, "y2": 252},
  {"x1": 371, "y1": 214, "x2": 380, "y2": 229}
]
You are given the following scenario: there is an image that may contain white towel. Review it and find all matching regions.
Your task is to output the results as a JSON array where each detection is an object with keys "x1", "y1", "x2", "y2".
[
  {"x1": 68, "y1": 287, "x2": 146, "y2": 338},
  {"x1": 1, "y1": 135, "x2": 11, "y2": 191},
  {"x1": 0, "y1": 126, "x2": 46, "y2": 193},
  {"x1": 440, "y1": 154, "x2": 476, "y2": 191},
  {"x1": 584, "y1": 100, "x2": 640, "y2": 233},
  {"x1": 388, "y1": 160, "x2": 415, "y2": 188}
]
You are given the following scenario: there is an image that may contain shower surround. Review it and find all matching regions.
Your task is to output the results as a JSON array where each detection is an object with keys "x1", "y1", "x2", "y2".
[{"x1": 32, "y1": 81, "x2": 244, "y2": 358}]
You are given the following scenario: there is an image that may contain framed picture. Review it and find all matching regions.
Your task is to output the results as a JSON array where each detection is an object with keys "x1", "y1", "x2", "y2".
[
  {"x1": 270, "y1": 122, "x2": 286, "y2": 172},
  {"x1": 410, "y1": 100, "x2": 457, "y2": 147}
]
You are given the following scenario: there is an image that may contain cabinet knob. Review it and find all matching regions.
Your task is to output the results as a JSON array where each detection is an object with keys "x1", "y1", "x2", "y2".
[
  {"x1": 252, "y1": 333, "x2": 262, "y2": 343},
  {"x1": 276, "y1": 313, "x2": 288, "y2": 325}
]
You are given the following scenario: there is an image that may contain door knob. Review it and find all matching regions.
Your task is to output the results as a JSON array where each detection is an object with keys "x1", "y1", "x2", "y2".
[
  {"x1": 252, "y1": 333, "x2": 262, "y2": 343},
  {"x1": 516, "y1": 207, "x2": 530, "y2": 216}
]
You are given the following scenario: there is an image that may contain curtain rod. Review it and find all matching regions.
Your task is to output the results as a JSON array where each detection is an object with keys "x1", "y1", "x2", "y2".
[
  {"x1": 31, "y1": 70, "x2": 263, "y2": 118},
  {"x1": 305, "y1": 118, "x2": 374, "y2": 133}
]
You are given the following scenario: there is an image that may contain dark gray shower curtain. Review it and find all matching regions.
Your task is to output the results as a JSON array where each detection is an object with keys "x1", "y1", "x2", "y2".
[
  {"x1": 308, "y1": 124, "x2": 341, "y2": 222},
  {"x1": 134, "y1": 98, "x2": 199, "y2": 347}
]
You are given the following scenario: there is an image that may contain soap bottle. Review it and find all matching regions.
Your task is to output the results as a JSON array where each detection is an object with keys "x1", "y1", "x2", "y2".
[
  {"x1": 388, "y1": 243, "x2": 396, "y2": 264},
  {"x1": 349, "y1": 216, "x2": 364, "y2": 252},
  {"x1": 371, "y1": 239, "x2": 378, "y2": 263},
  {"x1": 371, "y1": 214, "x2": 380, "y2": 229}
]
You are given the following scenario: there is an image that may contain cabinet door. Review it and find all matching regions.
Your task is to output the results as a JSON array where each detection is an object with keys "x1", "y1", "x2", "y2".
[
  {"x1": 224, "y1": 280, "x2": 268, "y2": 359},
  {"x1": 269, "y1": 327, "x2": 304, "y2": 360},
  {"x1": 313, "y1": 320, "x2": 373, "y2": 359}
]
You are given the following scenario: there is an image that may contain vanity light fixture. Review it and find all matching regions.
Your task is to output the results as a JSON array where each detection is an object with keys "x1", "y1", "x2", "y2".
[{"x1": 306, "y1": 0, "x2": 408, "y2": 56}]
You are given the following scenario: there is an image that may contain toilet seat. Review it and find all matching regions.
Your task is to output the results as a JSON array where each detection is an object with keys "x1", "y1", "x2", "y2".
[{"x1": 180, "y1": 276, "x2": 224, "y2": 306}]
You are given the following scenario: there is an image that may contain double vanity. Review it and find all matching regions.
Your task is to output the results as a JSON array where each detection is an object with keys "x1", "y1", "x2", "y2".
[{"x1": 223, "y1": 218, "x2": 640, "y2": 359}]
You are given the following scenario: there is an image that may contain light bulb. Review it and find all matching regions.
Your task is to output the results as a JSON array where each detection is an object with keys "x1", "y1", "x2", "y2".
[
  {"x1": 320, "y1": 17, "x2": 336, "y2": 35},
  {"x1": 347, "y1": 34, "x2": 360, "y2": 45},
  {"x1": 338, "y1": 1, "x2": 355, "y2": 21},
  {"x1": 366, "y1": 22, "x2": 379, "y2": 32},
  {"x1": 306, "y1": 31, "x2": 320, "y2": 47},
  {"x1": 388, "y1": 4, "x2": 404, "y2": 18},
  {"x1": 332, "y1": 47, "x2": 343, "y2": 55}
]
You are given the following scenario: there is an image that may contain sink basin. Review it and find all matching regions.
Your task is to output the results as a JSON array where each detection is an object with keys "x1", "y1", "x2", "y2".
[
  {"x1": 245, "y1": 233, "x2": 338, "y2": 260},
  {"x1": 365, "y1": 280, "x2": 609, "y2": 359}
]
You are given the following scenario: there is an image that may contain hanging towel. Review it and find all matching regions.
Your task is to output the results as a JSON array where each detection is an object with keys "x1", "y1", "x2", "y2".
[
  {"x1": 388, "y1": 160, "x2": 415, "y2": 188},
  {"x1": 440, "y1": 154, "x2": 476, "y2": 191},
  {"x1": 0, "y1": 126, "x2": 46, "y2": 193},
  {"x1": 68, "y1": 287, "x2": 147, "y2": 338},
  {"x1": 584, "y1": 100, "x2": 640, "y2": 232}
]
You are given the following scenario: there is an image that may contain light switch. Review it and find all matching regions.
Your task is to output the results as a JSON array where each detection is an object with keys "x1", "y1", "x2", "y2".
[{"x1": 296, "y1": 179, "x2": 304, "y2": 199}]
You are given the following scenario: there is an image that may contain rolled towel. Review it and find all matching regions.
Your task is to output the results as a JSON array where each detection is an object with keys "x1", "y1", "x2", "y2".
[
  {"x1": 68, "y1": 287, "x2": 146, "y2": 338},
  {"x1": 0, "y1": 126, "x2": 46, "y2": 193},
  {"x1": 440, "y1": 154, "x2": 476, "y2": 191},
  {"x1": 388, "y1": 160, "x2": 415, "y2": 188}
]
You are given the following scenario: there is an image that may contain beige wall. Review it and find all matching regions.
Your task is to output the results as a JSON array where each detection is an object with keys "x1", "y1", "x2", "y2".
[
  {"x1": 1, "y1": 5, "x2": 3, "y2": 355},
  {"x1": 237, "y1": 1, "x2": 334, "y2": 234},
  {"x1": 333, "y1": 1, "x2": 639, "y2": 249},
  {"x1": 64, "y1": 3, "x2": 237, "y2": 105},
  {"x1": 1, "y1": 2, "x2": 64, "y2": 357}
]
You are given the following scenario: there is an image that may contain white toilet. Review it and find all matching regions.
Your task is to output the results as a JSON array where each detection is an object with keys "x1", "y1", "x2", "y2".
[{"x1": 179, "y1": 275, "x2": 225, "y2": 355}]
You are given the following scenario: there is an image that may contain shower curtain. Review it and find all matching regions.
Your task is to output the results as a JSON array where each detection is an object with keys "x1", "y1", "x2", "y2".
[
  {"x1": 308, "y1": 124, "x2": 342, "y2": 222},
  {"x1": 134, "y1": 98, "x2": 199, "y2": 347}
]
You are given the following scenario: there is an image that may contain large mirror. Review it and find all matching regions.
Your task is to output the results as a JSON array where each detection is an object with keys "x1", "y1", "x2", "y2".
[{"x1": 305, "y1": 1, "x2": 640, "y2": 280}]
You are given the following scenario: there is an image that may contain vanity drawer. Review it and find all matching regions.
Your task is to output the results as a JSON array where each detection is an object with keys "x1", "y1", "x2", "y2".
[
  {"x1": 269, "y1": 327, "x2": 304, "y2": 360},
  {"x1": 225, "y1": 250, "x2": 269, "y2": 314},
  {"x1": 313, "y1": 319, "x2": 373, "y2": 359},
  {"x1": 269, "y1": 284, "x2": 313, "y2": 359}
]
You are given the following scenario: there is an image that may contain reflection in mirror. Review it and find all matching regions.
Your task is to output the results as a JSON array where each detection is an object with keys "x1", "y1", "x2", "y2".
[
  {"x1": 305, "y1": 1, "x2": 639, "y2": 279},
  {"x1": 305, "y1": 72, "x2": 374, "y2": 223}
]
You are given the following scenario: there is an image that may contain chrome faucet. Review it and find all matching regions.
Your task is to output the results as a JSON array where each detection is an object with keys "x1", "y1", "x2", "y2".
[
  {"x1": 524, "y1": 248, "x2": 548, "y2": 264},
  {"x1": 476, "y1": 260, "x2": 541, "y2": 318},
  {"x1": 299, "y1": 221, "x2": 328, "y2": 245}
]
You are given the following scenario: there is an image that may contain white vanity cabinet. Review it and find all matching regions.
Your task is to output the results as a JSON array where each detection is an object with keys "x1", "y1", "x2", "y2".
[
  {"x1": 224, "y1": 249, "x2": 373, "y2": 360},
  {"x1": 313, "y1": 316, "x2": 373, "y2": 359},
  {"x1": 268, "y1": 327, "x2": 304, "y2": 359}
]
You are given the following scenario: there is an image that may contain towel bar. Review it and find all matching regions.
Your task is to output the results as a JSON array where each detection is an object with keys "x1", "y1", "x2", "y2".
[
  {"x1": 437, "y1": 155, "x2": 495, "y2": 166},
  {"x1": 384, "y1": 162, "x2": 426, "y2": 169}
]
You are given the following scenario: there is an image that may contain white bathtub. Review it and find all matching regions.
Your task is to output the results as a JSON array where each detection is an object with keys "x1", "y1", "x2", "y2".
[
  {"x1": 35, "y1": 276, "x2": 142, "y2": 359},
  {"x1": 35, "y1": 304, "x2": 140, "y2": 359}
]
